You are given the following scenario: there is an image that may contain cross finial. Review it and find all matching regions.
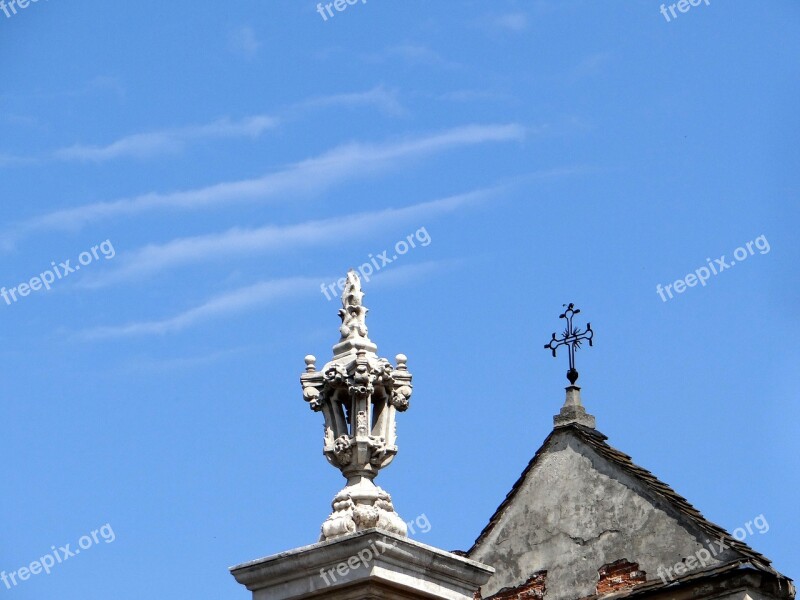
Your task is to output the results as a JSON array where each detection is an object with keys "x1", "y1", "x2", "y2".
[
  {"x1": 544, "y1": 303, "x2": 593, "y2": 385},
  {"x1": 544, "y1": 303, "x2": 596, "y2": 429}
]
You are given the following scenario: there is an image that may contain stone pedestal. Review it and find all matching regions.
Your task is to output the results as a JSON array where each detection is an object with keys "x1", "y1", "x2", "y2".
[
  {"x1": 553, "y1": 385, "x2": 596, "y2": 429},
  {"x1": 230, "y1": 529, "x2": 494, "y2": 600}
]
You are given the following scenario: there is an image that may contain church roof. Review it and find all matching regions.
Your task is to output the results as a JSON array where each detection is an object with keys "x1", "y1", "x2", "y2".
[
  {"x1": 466, "y1": 422, "x2": 790, "y2": 600},
  {"x1": 467, "y1": 423, "x2": 773, "y2": 570}
]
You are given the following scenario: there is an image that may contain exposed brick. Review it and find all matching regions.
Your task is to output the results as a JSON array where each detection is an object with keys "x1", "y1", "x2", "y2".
[
  {"x1": 596, "y1": 559, "x2": 647, "y2": 595},
  {"x1": 486, "y1": 570, "x2": 547, "y2": 600}
]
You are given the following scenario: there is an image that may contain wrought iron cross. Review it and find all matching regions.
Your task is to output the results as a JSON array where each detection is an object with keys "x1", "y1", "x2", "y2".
[{"x1": 544, "y1": 303, "x2": 594, "y2": 385}]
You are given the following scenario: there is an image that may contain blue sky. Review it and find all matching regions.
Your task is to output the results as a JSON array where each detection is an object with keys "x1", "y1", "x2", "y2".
[{"x1": 1, "y1": 1, "x2": 798, "y2": 597}]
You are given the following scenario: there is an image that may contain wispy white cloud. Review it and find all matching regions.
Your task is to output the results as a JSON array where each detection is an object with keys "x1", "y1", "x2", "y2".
[
  {"x1": 229, "y1": 25, "x2": 262, "y2": 58},
  {"x1": 82, "y1": 261, "x2": 448, "y2": 339},
  {"x1": 54, "y1": 115, "x2": 278, "y2": 162},
  {"x1": 3, "y1": 113, "x2": 46, "y2": 130},
  {"x1": 567, "y1": 52, "x2": 613, "y2": 82},
  {"x1": 296, "y1": 85, "x2": 406, "y2": 116},
  {"x1": 81, "y1": 276, "x2": 319, "y2": 339},
  {"x1": 434, "y1": 89, "x2": 518, "y2": 104},
  {"x1": 360, "y1": 44, "x2": 461, "y2": 69},
  {"x1": 0, "y1": 75, "x2": 125, "y2": 103},
  {"x1": 472, "y1": 11, "x2": 529, "y2": 36},
  {"x1": 122, "y1": 346, "x2": 251, "y2": 372},
  {"x1": 389, "y1": 43, "x2": 450, "y2": 65},
  {"x1": 491, "y1": 12, "x2": 528, "y2": 32},
  {"x1": 5, "y1": 85, "x2": 402, "y2": 169},
  {"x1": 0, "y1": 153, "x2": 37, "y2": 167},
  {"x1": 368, "y1": 259, "x2": 454, "y2": 289},
  {"x1": 81, "y1": 76, "x2": 126, "y2": 100},
  {"x1": 86, "y1": 187, "x2": 497, "y2": 286},
  {"x1": 5, "y1": 124, "x2": 524, "y2": 244}
]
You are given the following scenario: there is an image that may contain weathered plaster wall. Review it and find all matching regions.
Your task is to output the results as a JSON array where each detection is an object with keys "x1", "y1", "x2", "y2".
[{"x1": 469, "y1": 432, "x2": 740, "y2": 599}]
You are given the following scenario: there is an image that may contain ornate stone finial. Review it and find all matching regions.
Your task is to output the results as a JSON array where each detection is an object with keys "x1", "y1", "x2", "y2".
[
  {"x1": 332, "y1": 270, "x2": 378, "y2": 359},
  {"x1": 301, "y1": 271, "x2": 413, "y2": 541},
  {"x1": 544, "y1": 303, "x2": 596, "y2": 429}
]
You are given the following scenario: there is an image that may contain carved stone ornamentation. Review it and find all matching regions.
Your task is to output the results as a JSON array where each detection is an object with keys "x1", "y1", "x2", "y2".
[
  {"x1": 368, "y1": 435, "x2": 387, "y2": 465},
  {"x1": 300, "y1": 270, "x2": 413, "y2": 541},
  {"x1": 390, "y1": 385, "x2": 412, "y2": 411},
  {"x1": 332, "y1": 435, "x2": 353, "y2": 466}
]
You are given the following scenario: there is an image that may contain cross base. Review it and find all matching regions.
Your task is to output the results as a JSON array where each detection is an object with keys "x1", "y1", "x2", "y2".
[{"x1": 553, "y1": 385, "x2": 596, "y2": 429}]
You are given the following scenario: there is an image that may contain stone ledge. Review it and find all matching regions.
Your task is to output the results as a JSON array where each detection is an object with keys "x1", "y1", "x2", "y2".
[{"x1": 230, "y1": 529, "x2": 494, "y2": 600}]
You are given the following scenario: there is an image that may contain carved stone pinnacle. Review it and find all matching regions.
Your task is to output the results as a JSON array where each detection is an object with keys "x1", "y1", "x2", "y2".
[{"x1": 301, "y1": 271, "x2": 413, "y2": 541}]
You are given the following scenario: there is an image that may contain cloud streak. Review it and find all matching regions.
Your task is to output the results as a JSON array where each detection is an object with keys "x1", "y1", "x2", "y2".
[
  {"x1": 8, "y1": 86, "x2": 401, "y2": 170},
  {"x1": 81, "y1": 276, "x2": 319, "y2": 339},
  {"x1": 5, "y1": 124, "x2": 524, "y2": 245},
  {"x1": 54, "y1": 115, "x2": 278, "y2": 162},
  {"x1": 295, "y1": 85, "x2": 406, "y2": 116},
  {"x1": 229, "y1": 25, "x2": 262, "y2": 58},
  {"x1": 492, "y1": 12, "x2": 528, "y2": 32},
  {"x1": 81, "y1": 261, "x2": 448, "y2": 339},
  {"x1": 86, "y1": 187, "x2": 497, "y2": 286},
  {"x1": 0, "y1": 153, "x2": 37, "y2": 167}
]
